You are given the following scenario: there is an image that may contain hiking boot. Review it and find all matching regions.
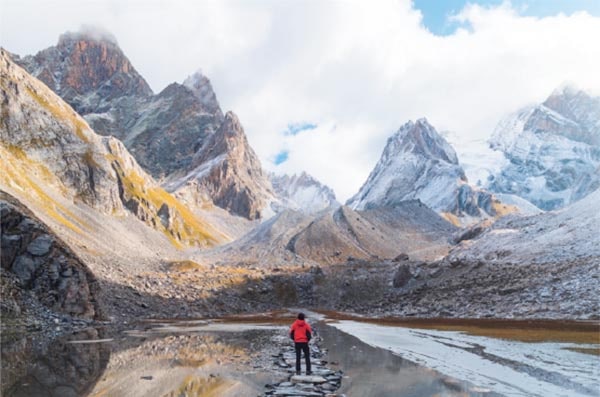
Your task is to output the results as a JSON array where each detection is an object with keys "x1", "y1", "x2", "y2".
[
  {"x1": 295, "y1": 371, "x2": 301, "y2": 375},
  {"x1": 306, "y1": 371, "x2": 313, "y2": 375}
]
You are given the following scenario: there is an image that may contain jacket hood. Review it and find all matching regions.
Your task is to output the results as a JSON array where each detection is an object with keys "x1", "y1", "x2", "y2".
[{"x1": 293, "y1": 319, "x2": 306, "y2": 327}]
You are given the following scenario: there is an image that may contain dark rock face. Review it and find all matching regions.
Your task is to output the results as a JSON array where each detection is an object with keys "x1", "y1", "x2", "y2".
[
  {"x1": 167, "y1": 112, "x2": 275, "y2": 219},
  {"x1": 17, "y1": 31, "x2": 152, "y2": 134},
  {"x1": 126, "y1": 82, "x2": 224, "y2": 178},
  {"x1": 392, "y1": 265, "x2": 413, "y2": 288},
  {"x1": 0, "y1": 192, "x2": 100, "y2": 319}
]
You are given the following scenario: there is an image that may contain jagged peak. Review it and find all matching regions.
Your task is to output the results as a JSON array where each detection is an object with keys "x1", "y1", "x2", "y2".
[
  {"x1": 221, "y1": 111, "x2": 244, "y2": 136},
  {"x1": 387, "y1": 118, "x2": 458, "y2": 165},
  {"x1": 182, "y1": 70, "x2": 222, "y2": 115},
  {"x1": 58, "y1": 25, "x2": 119, "y2": 46}
]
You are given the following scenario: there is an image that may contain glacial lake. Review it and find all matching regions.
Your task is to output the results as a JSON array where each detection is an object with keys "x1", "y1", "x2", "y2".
[{"x1": 1, "y1": 313, "x2": 598, "y2": 397}]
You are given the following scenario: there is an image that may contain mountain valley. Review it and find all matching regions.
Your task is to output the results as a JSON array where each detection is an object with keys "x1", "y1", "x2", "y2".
[{"x1": 1, "y1": 30, "x2": 599, "y2": 392}]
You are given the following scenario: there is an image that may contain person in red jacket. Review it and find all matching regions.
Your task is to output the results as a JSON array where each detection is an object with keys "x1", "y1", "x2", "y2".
[{"x1": 289, "y1": 312, "x2": 312, "y2": 375}]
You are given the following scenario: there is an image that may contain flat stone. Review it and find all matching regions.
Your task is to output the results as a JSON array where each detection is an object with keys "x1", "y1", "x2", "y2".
[
  {"x1": 291, "y1": 375, "x2": 327, "y2": 384},
  {"x1": 272, "y1": 389, "x2": 322, "y2": 396},
  {"x1": 27, "y1": 235, "x2": 53, "y2": 256},
  {"x1": 311, "y1": 369, "x2": 334, "y2": 376}
]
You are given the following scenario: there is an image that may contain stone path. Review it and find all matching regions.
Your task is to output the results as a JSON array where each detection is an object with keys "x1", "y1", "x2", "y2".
[{"x1": 264, "y1": 336, "x2": 344, "y2": 397}]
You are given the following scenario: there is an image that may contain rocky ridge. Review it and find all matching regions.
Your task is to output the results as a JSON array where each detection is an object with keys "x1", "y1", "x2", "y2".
[
  {"x1": 347, "y1": 119, "x2": 515, "y2": 226},
  {"x1": 165, "y1": 111, "x2": 277, "y2": 220},
  {"x1": 0, "y1": 48, "x2": 226, "y2": 248},
  {"x1": 197, "y1": 200, "x2": 457, "y2": 268},
  {"x1": 16, "y1": 30, "x2": 275, "y2": 220},
  {"x1": 487, "y1": 86, "x2": 600, "y2": 210}
]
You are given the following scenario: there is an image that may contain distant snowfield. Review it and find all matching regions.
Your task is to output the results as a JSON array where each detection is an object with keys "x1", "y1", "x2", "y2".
[{"x1": 331, "y1": 321, "x2": 600, "y2": 397}]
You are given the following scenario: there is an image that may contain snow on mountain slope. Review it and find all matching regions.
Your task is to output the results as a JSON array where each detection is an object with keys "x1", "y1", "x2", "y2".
[
  {"x1": 269, "y1": 172, "x2": 339, "y2": 214},
  {"x1": 448, "y1": 188, "x2": 600, "y2": 264},
  {"x1": 347, "y1": 119, "x2": 514, "y2": 225},
  {"x1": 487, "y1": 87, "x2": 600, "y2": 210}
]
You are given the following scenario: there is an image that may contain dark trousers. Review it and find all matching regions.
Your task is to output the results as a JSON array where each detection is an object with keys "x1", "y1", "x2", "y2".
[{"x1": 294, "y1": 342, "x2": 311, "y2": 373}]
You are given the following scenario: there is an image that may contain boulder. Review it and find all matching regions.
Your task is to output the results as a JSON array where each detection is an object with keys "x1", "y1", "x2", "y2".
[
  {"x1": 392, "y1": 264, "x2": 413, "y2": 288},
  {"x1": 27, "y1": 234, "x2": 53, "y2": 256},
  {"x1": 394, "y1": 253, "x2": 409, "y2": 262}
]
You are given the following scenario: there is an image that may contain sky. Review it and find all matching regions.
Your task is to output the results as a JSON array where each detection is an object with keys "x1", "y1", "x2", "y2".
[{"x1": 2, "y1": 0, "x2": 600, "y2": 201}]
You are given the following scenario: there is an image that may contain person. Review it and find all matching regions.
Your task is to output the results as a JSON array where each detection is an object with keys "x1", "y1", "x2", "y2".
[{"x1": 289, "y1": 312, "x2": 312, "y2": 375}]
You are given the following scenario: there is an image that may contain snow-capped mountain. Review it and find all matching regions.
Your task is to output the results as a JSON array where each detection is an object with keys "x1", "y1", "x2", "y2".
[
  {"x1": 269, "y1": 172, "x2": 339, "y2": 214},
  {"x1": 448, "y1": 187, "x2": 600, "y2": 265},
  {"x1": 347, "y1": 119, "x2": 512, "y2": 225},
  {"x1": 487, "y1": 86, "x2": 600, "y2": 210},
  {"x1": 16, "y1": 29, "x2": 275, "y2": 220}
]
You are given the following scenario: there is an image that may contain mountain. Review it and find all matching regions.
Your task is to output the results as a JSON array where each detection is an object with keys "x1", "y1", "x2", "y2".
[
  {"x1": 198, "y1": 201, "x2": 457, "y2": 267},
  {"x1": 0, "y1": 48, "x2": 226, "y2": 249},
  {"x1": 16, "y1": 29, "x2": 274, "y2": 220},
  {"x1": 269, "y1": 172, "x2": 339, "y2": 214},
  {"x1": 15, "y1": 28, "x2": 153, "y2": 138},
  {"x1": 487, "y1": 86, "x2": 600, "y2": 210},
  {"x1": 447, "y1": 187, "x2": 600, "y2": 265},
  {"x1": 164, "y1": 112, "x2": 276, "y2": 220},
  {"x1": 347, "y1": 119, "x2": 514, "y2": 225}
]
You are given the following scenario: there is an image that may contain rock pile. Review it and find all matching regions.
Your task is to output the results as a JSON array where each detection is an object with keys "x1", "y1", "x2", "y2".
[
  {"x1": 264, "y1": 334, "x2": 344, "y2": 397},
  {"x1": 1, "y1": 192, "x2": 99, "y2": 320}
]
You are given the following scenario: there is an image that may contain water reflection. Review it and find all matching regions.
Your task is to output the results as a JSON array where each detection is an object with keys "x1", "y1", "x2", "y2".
[
  {"x1": 1, "y1": 322, "x2": 282, "y2": 397},
  {"x1": 318, "y1": 322, "x2": 501, "y2": 397},
  {"x1": 1, "y1": 328, "x2": 111, "y2": 397}
]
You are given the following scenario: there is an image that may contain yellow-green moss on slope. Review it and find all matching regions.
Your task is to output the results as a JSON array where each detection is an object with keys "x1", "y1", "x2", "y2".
[
  {"x1": 0, "y1": 145, "x2": 87, "y2": 234},
  {"x1": 109, "y1": 156, "x2": 225, "y2": 249}
]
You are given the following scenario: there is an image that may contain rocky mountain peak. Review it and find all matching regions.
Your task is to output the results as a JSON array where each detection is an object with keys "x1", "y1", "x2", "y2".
[
  {"x1": 0, "y1": 49, "x2": 225, "y2": 248},
  {"x1": 385, "y1": 118, "x2": 460, "y2": 166},
  {"x1": 269, "y1": 171, "x2": 339, "y2": 214},
  {"x1": 165, "y1": 111, "x2": 276, "y2": 220},
  {"x1": 348, "y1": 119, "x2": 509, "y2": 225},
  {"x1": 19, "y1": 28, "x2": 152, "y2": 104},
  {"x1": 541, "y1": 86, "x2": 600, "y2": 145},
  {"x1": 487, "y1": 86, "x2": 600, "y2": 210},
  {"x1": 183, "y1": 70, "x2": 222, "y2": 116}
]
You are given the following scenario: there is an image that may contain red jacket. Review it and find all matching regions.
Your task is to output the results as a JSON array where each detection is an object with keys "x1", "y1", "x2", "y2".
[{"x1": 290, "y1": 319, "x2": 312, "y2": 343}]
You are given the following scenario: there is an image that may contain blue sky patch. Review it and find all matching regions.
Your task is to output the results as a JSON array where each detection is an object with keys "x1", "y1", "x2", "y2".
[
  {"x1": 274, "y1": 150, "x2": 289, "y2": 165},
  {"x1": 413, "y1": 0, "x2": 600, "y2": 36},
  {"x1": 284, "y1": 122, "x2": 318, "y2": 136}
]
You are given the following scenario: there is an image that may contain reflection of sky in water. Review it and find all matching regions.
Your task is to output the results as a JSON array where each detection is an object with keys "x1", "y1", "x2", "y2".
[
  {"x1": 4, "y1": 318, "x2": 597, "y2": 397},
  {"x1": 319, "y1": 322, "x2": 498, "y2": 397},
  {"x1": 330, "y1": 321, "x2": 600, "y2": 397}
]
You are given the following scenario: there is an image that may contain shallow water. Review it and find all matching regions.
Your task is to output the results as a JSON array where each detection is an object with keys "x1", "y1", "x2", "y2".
[
  {"x1": 318, "y1": 323, "x2": 501, "y2": 396},
  {"x1": 2, "y1": 314, "x2": 598, "y2": 397},
  {"x1": 328, "y1": 319, "x2": 600, "y2": 397}
]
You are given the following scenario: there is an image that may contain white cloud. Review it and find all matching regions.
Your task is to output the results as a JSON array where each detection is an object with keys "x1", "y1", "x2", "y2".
[{"x1": 2, "y1": 0, "x2": 600, "y2": 201}]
